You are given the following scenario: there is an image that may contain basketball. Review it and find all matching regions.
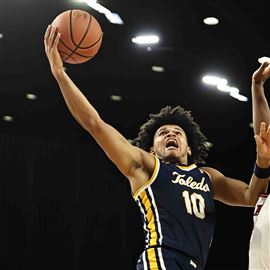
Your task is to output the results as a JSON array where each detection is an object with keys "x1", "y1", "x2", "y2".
[{"x1": 51, "y1": 9, "x2": 103, "y2": 64}]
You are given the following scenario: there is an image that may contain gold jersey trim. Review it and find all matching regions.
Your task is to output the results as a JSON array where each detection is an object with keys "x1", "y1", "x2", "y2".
[
  {"x1": 133, "y1": 156, "x2": 160, "y2": 200},
  {"x1": 140, "y1": 189, "x2": 159, "y2": 247},
  {"x1": 176, "y1": 163, "x2": 197, "y2": 171}
]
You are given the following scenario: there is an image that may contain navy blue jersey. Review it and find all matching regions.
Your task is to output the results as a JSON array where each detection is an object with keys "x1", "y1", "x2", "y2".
[{"x1": 133, "y1": 157, "x2": 215, "y2": 270}]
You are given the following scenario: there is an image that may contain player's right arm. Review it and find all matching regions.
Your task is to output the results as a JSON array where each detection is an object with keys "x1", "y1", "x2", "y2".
[
  {"x1": 252, "y1": 62, "x2": 270, "y2": 134},
  {"x1": 44, "y1": 25, "x2": 155, "y2": 192}
]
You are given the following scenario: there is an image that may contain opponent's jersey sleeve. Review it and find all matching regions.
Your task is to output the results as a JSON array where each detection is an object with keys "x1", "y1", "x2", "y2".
[{"x1": 249, "y1": 194, "x2": 270, "y2": 270}]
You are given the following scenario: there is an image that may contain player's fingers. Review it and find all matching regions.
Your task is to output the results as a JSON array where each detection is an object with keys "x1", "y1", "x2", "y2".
[
  {"x1": 43, "y1": 38, "x2": 48, "y2": 53},
  {"x1": 44, "y1": 25, "x2": 51, "y2": 39},
  {"x1": 52, "y1": 32, "x2": 60, "y2": 50},
  {"x1": 44, "y1": 27, "x2": 52, "y2": 54},
  {"x1": 254, "y1": 134, "x2": 263, "y2": 148},
  {"x1": 48, "y1": 26, "x2": 56, "y2": 45},
  {"x1": 44, "y1": 25, "x2": 52, "y2": 46},
  {"x1": 266, "y1": 124, "x2": 270, "y2": 137},
  {"x1": 260, "y1": 122, "x2": 266, "y2": 137},
  {"x1": 258, "y1": 61, "x2": 270, "y2": 72}
]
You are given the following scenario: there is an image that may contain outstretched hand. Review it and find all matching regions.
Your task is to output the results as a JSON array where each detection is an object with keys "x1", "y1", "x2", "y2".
[
  {"x1": 252, "y1": 61, "x2": 270, "y2": 85},
  {"x1": 255, "y1": 122, "x2": 270, "y2": 160},
  {"x1": 44, "y1": 25, "x2": 63, "y2": 75}
]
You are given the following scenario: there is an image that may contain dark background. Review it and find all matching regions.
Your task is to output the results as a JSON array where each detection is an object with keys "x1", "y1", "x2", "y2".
[{"x1": 1, "y1": 0, "x2": 270, "y2": 269}]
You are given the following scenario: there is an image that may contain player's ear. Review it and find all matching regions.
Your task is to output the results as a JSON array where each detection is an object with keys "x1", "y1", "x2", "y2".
[
  {"x1": 187, "y1": 146, "x2": 192, "y2": 156},
  {"x1": 150, "y1": 147, "x2": 155, "y2": 155}
]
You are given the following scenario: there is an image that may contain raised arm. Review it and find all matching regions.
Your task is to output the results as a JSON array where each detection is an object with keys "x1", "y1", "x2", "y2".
[
  {"x1": 202, "y1": 122, "x2": 270, "y2": 207},
  {"x1": 206, "y1": 63, "x2": 270, "y2": 206},
  {"x1": 251, "y1": 61, "x2": 270, "y2": 134},
  {"x1": 44, "y1": 25, "x2": 155, "y2": 193}
]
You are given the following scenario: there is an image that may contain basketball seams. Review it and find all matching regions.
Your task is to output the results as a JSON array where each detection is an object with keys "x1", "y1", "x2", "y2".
[
  {"x1": 76, "y1": 13, "x2": 92, "y2": 48},
  {"x1": 70, "y1": 10, "x2": 92, "y2": 47},
  {"x1": 58, "y1": 50, "x2": 78, "y2": 63},
  {"x1": 60, "y1": 47, "x2": 96, "y2": 59},
  {"x1": 54, "y1": 9, "x2": 102, "y2": 64},
  {"x1": 60, "y1": 37, "x2": 101, "y2": 59},
  {"x1": 64, "y1": 10, "x2": 92, "y2": 62},
  {"x1": 69, "y1": 9, "x2": 78, "y2": 48},
  {"x1": 78, "y1": 32, "x2": 103, "y2": 49},
  {"x1": 68, "y1": 10, "x2": 102, "y2": 50},
  {"x1": 59, "y1": 50, "x2": 94, "y2": 63}
]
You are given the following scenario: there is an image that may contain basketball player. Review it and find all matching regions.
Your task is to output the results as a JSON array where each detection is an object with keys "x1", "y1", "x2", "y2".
[
  {"x1": 249, "y1": 61, "x2": 270, "y2": 270},
  {"x1": 44, "y1": 25, "x2": 270, "y2": 270}
]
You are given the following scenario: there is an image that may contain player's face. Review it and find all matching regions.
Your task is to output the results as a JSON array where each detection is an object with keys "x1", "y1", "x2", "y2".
[{"x1": 152, "y1": 125, "x2": 191, "y2": 164}]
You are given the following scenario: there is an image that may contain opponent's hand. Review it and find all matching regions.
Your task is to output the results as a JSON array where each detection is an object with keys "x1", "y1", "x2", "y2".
[
  {"x1": 44, "y1": 25, "x2": 63, "y2": 75},
  {"x1": 252, "y1": 61, "x2": 270, "y2": 85},
  {"x1": 255, "y1": 122, "x2": 270, "y2": 166}
]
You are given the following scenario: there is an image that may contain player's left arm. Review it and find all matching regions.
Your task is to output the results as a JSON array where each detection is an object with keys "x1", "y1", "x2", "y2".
[
  {"x1": 203, "y1": 168, "x2": 268, "y2": 206},
  {"x1": 202, "y1": 122, "x2": 270, "y2": 206}
]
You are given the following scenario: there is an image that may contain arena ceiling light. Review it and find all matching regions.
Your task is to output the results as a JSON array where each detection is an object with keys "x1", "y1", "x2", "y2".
[
  {"x1": 85, "y1": 0, "x2": 124, "y2": 25},
  {"x1": 203, "y1": 17, "x2": 219, "y2": 25},
  {"x1": 26, "y1": 93, "x2": 37, "y2": 100},
  {"x1": 110, "y1": 95, "x2": 122, "y2": 101},
  {"x1": 258, "y1": 56, "x2": 270, "y2": 64},
  {"x1": 2, "y1": 115, "x2": 13, "y2": 122},
  {"x1": 132, "y1": 35, "x2": 159, "y2": 45},
  {"x1": 152, "y1": 66, "x2": 165, "y2": 72},
  {"x1": 202, "y1": 75, "x2": 227, "y2": 86},
  {"x1": 202, "y1": 75, "x2": 248, "y2": 102}
]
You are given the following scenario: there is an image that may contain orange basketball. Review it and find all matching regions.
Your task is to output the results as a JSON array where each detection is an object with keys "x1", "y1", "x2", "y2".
[{"x1": 51, "y1": 9, "x2": 103, "y2": 64}]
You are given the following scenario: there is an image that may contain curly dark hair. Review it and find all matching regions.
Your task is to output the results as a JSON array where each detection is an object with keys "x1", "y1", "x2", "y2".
[{"x1": 132, "y1": 105, "x2": 209, "y2": 164}]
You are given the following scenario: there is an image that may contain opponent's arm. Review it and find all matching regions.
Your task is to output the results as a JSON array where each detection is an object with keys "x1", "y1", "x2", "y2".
[
  {"x1": 252, "y1": 61, "x2": 270, "y2": 193},
  {"x1": 44, "y1": 25, "x2": 155, "y2": 190},
  {"x1": 252, "y1": 62, "x2": 270, "y2": 134},
  {"x1": 202, "y1": 122, "x2": 270, "y2": 206}
]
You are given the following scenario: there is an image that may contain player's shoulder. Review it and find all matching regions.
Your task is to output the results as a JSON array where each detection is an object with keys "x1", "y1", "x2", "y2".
[{"x1": 199, "y1": 166, "x2": 224, "y2": 179}]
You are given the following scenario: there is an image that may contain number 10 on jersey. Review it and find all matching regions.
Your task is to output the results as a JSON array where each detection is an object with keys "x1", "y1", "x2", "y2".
[{"x1": 182, "y1": 190, "x2": 205, "y2": 219}]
